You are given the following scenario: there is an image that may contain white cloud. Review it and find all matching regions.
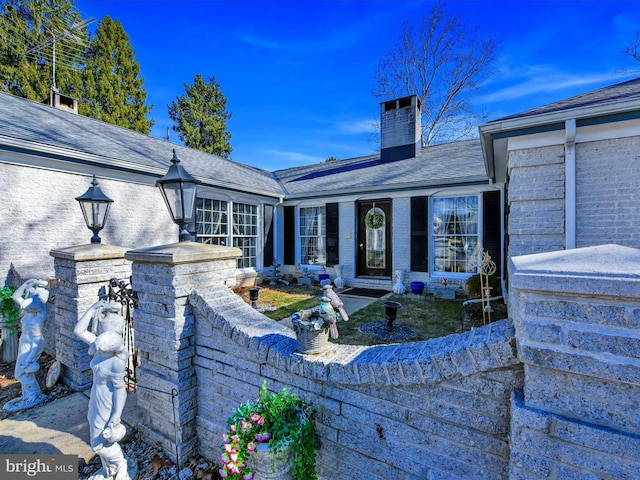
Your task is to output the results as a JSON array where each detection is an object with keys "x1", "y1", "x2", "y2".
[
  {"x1": 477, "y1": 70, "x2": 634, "y2": 104},
  {"x1": 262, "y1": 149, "x2": 325, "y2": 165},
  {"x1": 333, "y1": 119, "x2": 379, "y2": 135}
]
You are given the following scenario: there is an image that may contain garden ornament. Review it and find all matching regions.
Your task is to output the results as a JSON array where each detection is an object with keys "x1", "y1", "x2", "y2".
[
  {"x1": 75, "y1": 299, "x2": 130, "y2": 480},
  {"x1": 318, "y1": 295, "x2": 339, "y2": 339},
  {"x1": 3, "y1": 278, "x2": 49, "y2": 412},
  {"x1": 322, "y1": 284, "x2": 349, "y2": 321}
]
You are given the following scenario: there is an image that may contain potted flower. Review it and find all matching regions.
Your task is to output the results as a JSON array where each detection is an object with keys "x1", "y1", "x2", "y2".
[
  {"x1": 291, "y1": 296, "x2": 339, "y2": 354},
  {"x1": 220, "y1": 382, "x2": 318, "y2": 480}
]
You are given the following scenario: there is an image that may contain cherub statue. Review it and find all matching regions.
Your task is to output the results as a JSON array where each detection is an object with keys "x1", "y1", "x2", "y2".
[
  {"x1": 75, "y1": 299, "x2": 130, "y2": 480},
  {"x1": 3, "y1": 278, "x2": 49, "y2": 412}
]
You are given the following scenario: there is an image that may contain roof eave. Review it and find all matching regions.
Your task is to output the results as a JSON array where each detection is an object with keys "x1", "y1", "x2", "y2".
[{"x1": 479, "y1": 96, "x2": 640, "y2": 184}]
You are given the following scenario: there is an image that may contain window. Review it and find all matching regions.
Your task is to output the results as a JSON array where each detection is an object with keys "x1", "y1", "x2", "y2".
[
  {"x1": 232, "y1": 203, "x2": 258, "y2": 269},
  {"x1": 432, "y1": 196, "x2": 479, "y2": 274},
  {"x1": 196, "y1": 199, "x2": 259, "y2": 269},
  {"x1": 196, "y1": 198, "x2": 228, "y2": 245},
  {"x1": 299, "y1": 206, "x2": 326, "y2": 265}
]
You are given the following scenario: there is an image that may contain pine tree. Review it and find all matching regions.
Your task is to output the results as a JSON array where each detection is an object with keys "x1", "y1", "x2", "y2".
[
  {"x1": 81, "y1": 16, "x2": 153, "y2": 134},
  {"x1": 0, "y1": 0, "x2": 84, "y2": 101},
  {"x1": 168, "y1": 74, "x2": 232, "y2": 158}
]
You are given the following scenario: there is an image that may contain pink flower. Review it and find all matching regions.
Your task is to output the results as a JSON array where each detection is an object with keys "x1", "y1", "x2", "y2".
[
  {"x1": 246, "y1": 441, "x2": 257, "y2": 452},
  {"x1": 243, "y1": 473, "x2": 254, "y2": 480},
  {"x1": 250, "y1": 414, "x2": 264, "y2": 425},
  {"x1": 241, "y1": 419, "x2": 252, "y2": 431},
  {"x1": 218, "y1": 468, "x2": 228, "y2": 478}
]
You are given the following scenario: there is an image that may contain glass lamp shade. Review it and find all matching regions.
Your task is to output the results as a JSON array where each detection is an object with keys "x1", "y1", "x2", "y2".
[
  {"x1": 156, "y1": 149, "x2": 201, "y2": 241},
  {"x1": 75, "y1": 175, "x2": 113, "y2": 244}
]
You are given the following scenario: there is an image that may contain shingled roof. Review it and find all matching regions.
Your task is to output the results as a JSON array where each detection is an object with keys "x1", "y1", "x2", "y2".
[
  {"x1": 273, "y1": 139, "x2": 488, "y2": 198},
  {"x1": 488, "y1": 76, "x2": 640, "y2": 123},
  {"x1": 0, "y1": 91, "x2": 488, "y2": 199},
  {"x1": 0, "y1": 92, "x2": 285, "y2": 198}
]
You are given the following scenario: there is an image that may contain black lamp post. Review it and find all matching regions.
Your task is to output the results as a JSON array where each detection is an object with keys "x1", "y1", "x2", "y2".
[
  {"x1": 156, "y1": 149, "x2": 201, "y2": 242},
  {"x1": 75, "y1": 175, "x2": 113, "y2": 244}
]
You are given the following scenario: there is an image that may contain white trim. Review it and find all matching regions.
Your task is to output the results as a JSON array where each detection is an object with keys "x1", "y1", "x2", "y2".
[{"x1": 565, "y1": 119, "x2": 577, "y2": 250}]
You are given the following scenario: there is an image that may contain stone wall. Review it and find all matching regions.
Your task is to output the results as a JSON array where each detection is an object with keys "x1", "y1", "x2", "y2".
[
  {"x1": 189, "y1": 287, "x2": 521, "y2": 479},
  {"x1": 508, "y1": 244, "x2": 640, "y2": 479}
]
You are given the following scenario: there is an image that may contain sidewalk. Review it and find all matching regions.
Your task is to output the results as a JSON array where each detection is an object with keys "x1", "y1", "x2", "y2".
[{"x1": 0, "y1": 389, "x2": 142, "y2": 465}]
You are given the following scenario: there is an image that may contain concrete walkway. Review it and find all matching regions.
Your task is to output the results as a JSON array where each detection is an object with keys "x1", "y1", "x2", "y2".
[{"x1": 0, "y1": 389, "x2": 142, "y2": 465}]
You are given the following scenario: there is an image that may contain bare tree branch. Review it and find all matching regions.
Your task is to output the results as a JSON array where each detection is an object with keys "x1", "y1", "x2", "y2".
[{"x1": 373, "y1": 4, "x2": 497, "y2": 146}]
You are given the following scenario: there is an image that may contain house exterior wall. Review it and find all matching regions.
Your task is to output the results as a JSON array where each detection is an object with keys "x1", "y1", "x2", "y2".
[
  {"x1": 503, "y1": 121, "x2": 640, "y2": 262},
  {"x1": 0, "y1": 160, "x2": 175, "y2": 282},
  {"x1": 575, "y1": 136, "x2": 640, "y2": 249},
  {"x1": 506, "y1": 144, "x2": 566, "y2": 258}
]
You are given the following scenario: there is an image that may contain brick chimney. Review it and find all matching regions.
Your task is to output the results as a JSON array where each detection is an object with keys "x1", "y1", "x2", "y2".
[
  {"x1": 379, "y1": 95, "x2": 421, "y2": 162},
  {"x1": 45, "y1": 88, "x2": 78, "y2": 114}
]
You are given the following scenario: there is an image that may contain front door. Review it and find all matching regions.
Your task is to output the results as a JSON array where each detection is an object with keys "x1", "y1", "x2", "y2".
[{"x1": 357, "y1": 199, "x2": 392, "y2": 277}]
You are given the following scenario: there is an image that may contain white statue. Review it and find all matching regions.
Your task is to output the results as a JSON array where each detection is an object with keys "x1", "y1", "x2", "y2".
[
  {"x1": 3, "y1": 279, "x2": 49, "y2": 412},
  {"x1": 393, "y1": 270, "x2": 407, "y2": 294},
  {"x1": 75, "y1": 300, "x2": 130, "y2": 480}
]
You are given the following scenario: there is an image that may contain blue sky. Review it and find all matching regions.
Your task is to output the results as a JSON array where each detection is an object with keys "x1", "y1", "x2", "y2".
[{"x1": 74, "y1": 0, "x2": 640, "y2": 171}]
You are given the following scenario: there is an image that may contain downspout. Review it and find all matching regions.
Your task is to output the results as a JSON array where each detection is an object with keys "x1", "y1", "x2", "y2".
[
  {"x1": 565, "y1": 119, "x2": 577, "y2": 249},
  {"x1": 272, "y1": 196, "x2": 284, "y2": 266}
]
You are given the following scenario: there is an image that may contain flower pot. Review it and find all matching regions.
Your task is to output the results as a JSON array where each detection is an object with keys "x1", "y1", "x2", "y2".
[
  {"x1": 1, "y1": 325, "x2": 18, "y2": 363},
  {"x1": 318, "y1": 273, "x2": 330, "y2": 286},
  {"x1": 294, "y1": 326, "x2": 330, "y2": 355},
  {"x1": 410, "y1": 281, "x2": 425, "y2": 295},
  {"x1": 249, "y1": 442, "x2": 293, "y2": 480}
]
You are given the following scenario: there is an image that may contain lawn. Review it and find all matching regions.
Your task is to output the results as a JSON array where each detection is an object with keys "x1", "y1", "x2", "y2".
[{"x1": 236, "y1": 283, "x2": 507, "y2": 346}]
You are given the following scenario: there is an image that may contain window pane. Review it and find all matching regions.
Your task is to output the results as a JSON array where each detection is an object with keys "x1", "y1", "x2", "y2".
[
  {"x1": 300, "y1": 206, "x2": 326, "y2": 264},
  {"x1": 196, "y1": 198, "x2": 228, "y2": 244},
  {"x1": 432, "y1": 196, "x2": 479, "y2": 274},
  {"x1": 232, "y1": 203, "x2": 258, "y2": 268}
]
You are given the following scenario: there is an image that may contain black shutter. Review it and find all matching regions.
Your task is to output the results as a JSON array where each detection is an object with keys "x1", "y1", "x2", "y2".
[
  {"x1": 283, "y1": 206, "x2": 295, "y2": 265},
  {"x1": 263, "y1": 204, "x2": 274, "y2": 268},
  {"x1": 483, "y1": 190, "x2": 502, "y2": 274},
  {"x1": 411, "y1": 196, "x2": 429, "y2": 272},
  {"x1": 326, "y1": 203, "x2": 339, "y2": 266}
]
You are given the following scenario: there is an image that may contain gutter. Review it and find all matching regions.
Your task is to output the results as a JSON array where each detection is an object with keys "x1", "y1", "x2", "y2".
[{"x1": 0, "y1": 136, "x2": 285, "y2": 200}]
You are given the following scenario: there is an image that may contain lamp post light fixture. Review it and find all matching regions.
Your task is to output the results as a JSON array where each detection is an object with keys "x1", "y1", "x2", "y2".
[
  {"x1": 156, "y1": 149, "x2": 201, "y2": 242},
  {"x1": 75, "y1": 175, "x2": 113, "y2": 244}
]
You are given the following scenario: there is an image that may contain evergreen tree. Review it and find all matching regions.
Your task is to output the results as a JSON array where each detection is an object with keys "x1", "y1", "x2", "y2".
[
  {"x1": 168, "y1": 74, "x2": 232, "y2": 158},
  {"x1": 0, "y1": 0, "x2": 84, "y2": 100},
  {"x1": 81, "y1": 16, "x2": 153, "y2": 134}
]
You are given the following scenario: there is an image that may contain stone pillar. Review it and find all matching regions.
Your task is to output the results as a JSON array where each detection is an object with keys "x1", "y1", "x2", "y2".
[
  {"x1": 509, "y1": 244, "x2": 640, "y2": 479},
  {"x1": 125, "y1": 241, "x2": 241, "y2": 463},
  {"x1": 50, "y1": 244, "x2": 130, "y2": 391}
]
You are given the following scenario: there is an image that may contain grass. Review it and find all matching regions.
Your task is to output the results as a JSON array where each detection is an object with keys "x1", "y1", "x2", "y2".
[
  {"x1": 236, "y1": 284, "x2": 507, "y2": 346},
  {"x1": 333, "y1": 294, "x2": 466, "y2": 346},
  {"x1": 235, "y1": 283, "x2": 323, "y2": 320}
]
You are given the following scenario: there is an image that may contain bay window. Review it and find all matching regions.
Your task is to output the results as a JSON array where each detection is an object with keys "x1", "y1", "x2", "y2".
[{"x1": 196, "y1": 198, "x2": 258, "y2": 269}]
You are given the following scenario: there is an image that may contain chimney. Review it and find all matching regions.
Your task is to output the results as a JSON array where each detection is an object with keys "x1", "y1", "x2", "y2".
[
  {"x1": 45, "y1": 88, "x2": 78, "y2": 114},
  {"x1": 379, "y1": 95, "x2": 421, "y2": 162}
]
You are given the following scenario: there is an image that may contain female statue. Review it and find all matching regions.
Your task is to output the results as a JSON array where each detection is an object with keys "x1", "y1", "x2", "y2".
[
  {"x1": 3, "y1": 279, "x2": 49, "y2": 412},
  {"x1": 75, "y1": 300, "x2": 130, "y2": 480}
]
